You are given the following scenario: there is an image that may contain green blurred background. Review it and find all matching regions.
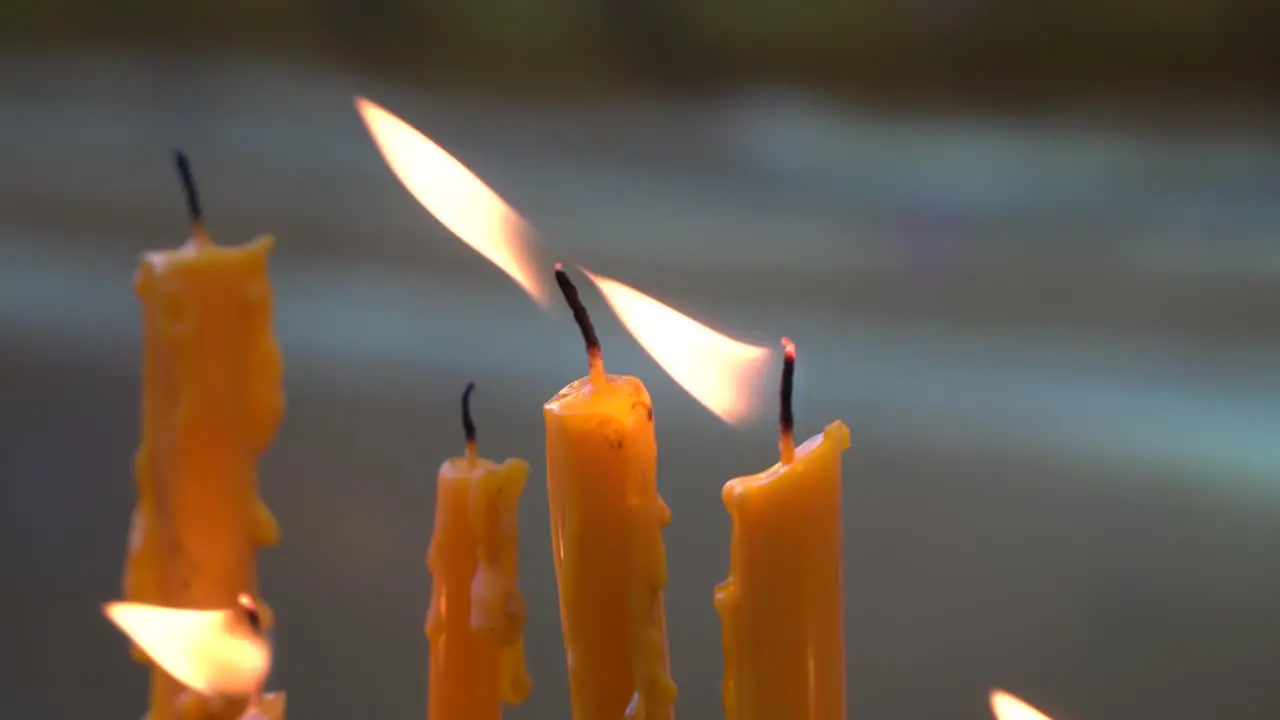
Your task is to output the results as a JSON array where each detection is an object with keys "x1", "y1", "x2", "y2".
[
  {"x1": 5, "y1": 0, "x2": 1278, "y2": 104},
  {"x1": 3, "y1": 3, "x2": 1279, "y2": 720}
]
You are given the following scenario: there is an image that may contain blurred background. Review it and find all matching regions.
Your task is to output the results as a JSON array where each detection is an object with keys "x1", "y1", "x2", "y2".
[{"x1": 2, "y1": 2, "x2": 1279, "y2": 719}]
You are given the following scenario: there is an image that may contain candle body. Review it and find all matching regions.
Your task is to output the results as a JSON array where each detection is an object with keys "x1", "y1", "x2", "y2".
[
  {"x1": 427, "y1": 456, "x2": 532, "y2": 720},
  {"x1": 123, "y1": 235, "x2": 286, "y2": 720},
  {"x1": 715, "y1": 420, "x2": 851, "y2": 720},
  {"x1": 544, "y1": 375, "x2": 676, "y2": 720}
]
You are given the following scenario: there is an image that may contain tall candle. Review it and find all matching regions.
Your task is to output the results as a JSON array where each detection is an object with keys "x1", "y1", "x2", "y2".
[
  {"x1": 543, "y1": 265, "x2": 677, "y2": 720},
  {"x1": 715, "y1": 339, "x2": 850, "y2": 720},
  {"x1": 427, "y1": 383, "x2": 532, "y2": 720},
  {"x1": 123, "y1": 152, "x2": 286, "y2": 720}
]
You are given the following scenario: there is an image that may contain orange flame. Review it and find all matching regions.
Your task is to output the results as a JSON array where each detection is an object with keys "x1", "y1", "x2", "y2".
[
  {"x1": 581, "y1": 268, "x2": 771, "y2": 425},
  {"x1": 103, "y1": 601, "x2": 270, "y2": 697},
  {"x1": 990, "y1": 690, "x2": 1056, "y2": 720},
  {"x1": 354, "y1": 96, "x2": 549, "y2": 306}
]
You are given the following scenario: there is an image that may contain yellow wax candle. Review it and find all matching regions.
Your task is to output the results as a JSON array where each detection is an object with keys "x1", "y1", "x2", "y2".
[
  {"x1": 426, "y1": 383, "x2": 532, "y2": 720},
  {"x1": 123, "y1": 152, "x2": 286, "y2": 720},
  {"x1": 715, "y1": 339, "x2": 850, "y2": 720},
  {"x1": 543, "y1": 265, "x2": 677, "y2": 720}
]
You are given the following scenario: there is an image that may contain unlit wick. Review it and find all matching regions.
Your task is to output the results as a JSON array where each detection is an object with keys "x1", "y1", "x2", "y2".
[
  {"x1": 173, "y1": 149, "x2": 211, "y2": 245},
  {"x1": 462, "y1": 382, "x2": 478, "y2": 471}
]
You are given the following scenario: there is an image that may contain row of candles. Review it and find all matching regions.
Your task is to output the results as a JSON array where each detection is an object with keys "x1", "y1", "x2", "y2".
[{"x1": 102, "y1": 98, "x2": 1062, "y2": 720}]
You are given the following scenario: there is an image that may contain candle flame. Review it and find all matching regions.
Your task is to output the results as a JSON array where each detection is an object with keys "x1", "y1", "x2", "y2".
[
  {"x1": 354, "y1": 96, "x2": 549, "y2": 306},
  {"x1": 990, "y1": 690, "x2": 1056, "y2": 720},
  {"x1": 581, "y1": 268, "x2": 771, "y2": 425},
  {"x1": 103, "y1": 601, "x2": 270, "y2": 697}
]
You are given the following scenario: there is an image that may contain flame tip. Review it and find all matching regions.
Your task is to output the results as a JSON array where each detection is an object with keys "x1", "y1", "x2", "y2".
[
  {"x1": 358, "y1": 96, "x2": 546, "y2": 305},
  {"x1": 584, "y1": 272, "x2": 771, "y2": 425}
]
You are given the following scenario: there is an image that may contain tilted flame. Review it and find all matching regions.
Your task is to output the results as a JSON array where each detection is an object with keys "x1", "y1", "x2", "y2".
[
  {"x1": 103, "y1": 601, "x2": 270, "y2": 697},
  {"x1": 354, "y1": 95, "x2": 772, "y2": 421},
  {"x1": 354, "y1": 96, "x2": 549, "y2": 306},
  {"x1": 582, "y1": 269, "x2": 771, "y2": 425},
  {"x1": 990, "y1": 689, "x2": 1056, "y2": 720}
]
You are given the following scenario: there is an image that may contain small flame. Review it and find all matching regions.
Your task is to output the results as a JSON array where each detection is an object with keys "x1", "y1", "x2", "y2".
[
  {"x1": 990, "y1": 690, "x2": 1056, "y2": 720},
  {"x1": 103, "y1": 601, "x2": 269, "y2": 697},
  {"x1": 581, "y1": 269, "x2": 771, "y2": 425},
  {"x1": 354, "y1": 96, "x2": 548, "y2": 306}
]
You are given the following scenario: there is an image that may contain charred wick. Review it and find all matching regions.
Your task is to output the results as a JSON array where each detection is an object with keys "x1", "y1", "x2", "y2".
[
  {"x1": 462, "y1": 382, "x2": 477, "y2": 445},
  {"x1": 237, "y1": 593, "x2": 262, "y2": 632},
  {"x1": 780, "y1": 347, "x2": 795, "y2": 437},
  {"x1": 245, "y1": 605, "x2": 262, "y2": 633},
  {"x1": 554, "y1": 264, "x2": 601, "y2": 356},
  {"x1": 173, "y1": 149, "x2": 203, "y2": 224}
]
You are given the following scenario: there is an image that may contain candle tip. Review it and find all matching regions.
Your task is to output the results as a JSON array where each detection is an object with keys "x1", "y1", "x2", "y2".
[
  {"x1": 554, "y1": 264, "x2": 604, "y2": 367},
  {"x1": 173, "y1": 148, "x2": 203, "y2": 225},
  {"x1": 462, "y1": 382, "x2": 477, "y2": 445},
  {"x1": 782, "y1": 336, "x2": 796, "y2": 361}
]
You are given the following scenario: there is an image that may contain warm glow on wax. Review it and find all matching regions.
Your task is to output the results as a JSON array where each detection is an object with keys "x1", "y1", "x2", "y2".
[
  {"x1": 581, "y1": 269, "x2": 770, "y2": 425},
  {"x1": 104, "y1": 601, "x2": 269, "y2": 698},
  {"x1": 990, "y1": 690, "x2": 1056, "y2": 720},
  {"x1": 354, "y1": 96, "x2": 549, "y2": 306}
]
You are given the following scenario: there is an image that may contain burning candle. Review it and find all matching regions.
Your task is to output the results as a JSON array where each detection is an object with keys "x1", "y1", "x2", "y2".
[
  {"x1": 123, "y1": 151, "x2": 286, "y2": 720},
  {"x1": 544, "y1": 265, "x2": 677, "y2": 720},
  {"x1": 715, "y1": 339, "x2": 851, "y2": 720},
  {"x1": 103, "y1": 595, "x2": 282, "y2": 720},
  {"x1": 426, "y1": 383, "x2": 532, "y2": 720}
]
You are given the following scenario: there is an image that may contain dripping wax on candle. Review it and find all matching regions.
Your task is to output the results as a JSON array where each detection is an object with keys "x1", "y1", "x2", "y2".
[
  {"x1": 124, "y1": 149, "x2": 286, "y2": 720},
  {"x1": 544, "y1": 264, "x2": 676, "y2": 720},
  {"x1": 427, "y1": 383, "x2": 532, "y2": 720},
  {"x1": 716, "y1": 337, "x2": 850, "y2": 720}
]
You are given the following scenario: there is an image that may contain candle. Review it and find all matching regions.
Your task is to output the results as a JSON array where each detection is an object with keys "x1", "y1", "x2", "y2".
[
  {"x1": 426, "y1": 383, "x2": 532, "y2": 720},
  {"x1": 715, "y1": 339, "x2": 851, "y2": 720},
  {"x1": 123, "y1": 151, "x2": 286, "y2": 720},
  {"x1": 543, "y1": 265, "x2": 677, "y2": 720}
]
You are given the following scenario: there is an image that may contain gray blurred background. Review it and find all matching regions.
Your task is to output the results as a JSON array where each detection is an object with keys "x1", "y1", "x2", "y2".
[{"x1": 2, "y1": 3, "x2": 1279, "y2": 720}]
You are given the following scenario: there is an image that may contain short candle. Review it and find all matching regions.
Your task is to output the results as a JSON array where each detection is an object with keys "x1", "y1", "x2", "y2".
[
  {"x1": 426, "y1": 383, "x2": 532, "y2": 720},
  {"x1": 716, "y1": 338, "x2": 851, "y2": 720}
]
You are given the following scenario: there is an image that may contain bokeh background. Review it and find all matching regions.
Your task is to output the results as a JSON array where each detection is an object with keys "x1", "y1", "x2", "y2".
[{"x1": 2, "y1": 3, "x2": 1279, "y2": 719}]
